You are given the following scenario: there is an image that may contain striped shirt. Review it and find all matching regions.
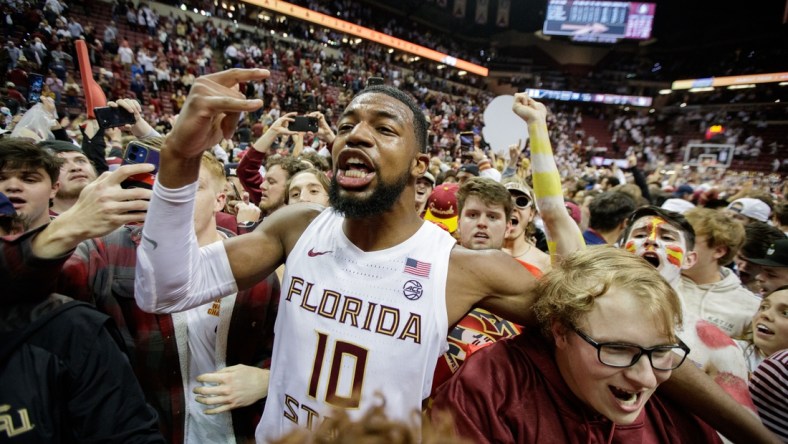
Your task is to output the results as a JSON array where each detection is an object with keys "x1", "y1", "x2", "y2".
[{"x1": 749, "y1": 349, "x2": 788, "y2": 441}]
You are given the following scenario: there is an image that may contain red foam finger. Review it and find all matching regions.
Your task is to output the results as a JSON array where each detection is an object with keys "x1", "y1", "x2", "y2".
[{"x1": 76, "y1": 40, "x2": 107, "y2": 118}]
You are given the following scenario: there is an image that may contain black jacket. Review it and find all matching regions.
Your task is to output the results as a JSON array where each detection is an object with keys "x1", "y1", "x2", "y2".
[{"x1": 0, "y1": 297, "x2": 165, "y2": 443}]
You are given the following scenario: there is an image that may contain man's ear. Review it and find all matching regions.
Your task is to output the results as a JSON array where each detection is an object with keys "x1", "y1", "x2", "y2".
[
  {"x1": 551, "y1": 321, "x2": 571, "y2": 349},
  {"x1": 712, "y1": 245, "x2": 727, "y2": 263},
  {"x1": 214, "y1": 191, "x2": 226, "y2": 213},
  {"x1": 50, "y1": 180, "x2": 60, "y2": 200},
  {"x1": 682, "y1": 249, "x2": 698, "y2": 270},
  {"x1": 412, "y1": 153, "x2": 429, "y2": 177}
]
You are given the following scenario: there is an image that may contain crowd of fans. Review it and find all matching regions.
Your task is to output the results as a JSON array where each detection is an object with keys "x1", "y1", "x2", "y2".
[{"x1": 1, "y1": 0, "x2": 787, "y2": 442}]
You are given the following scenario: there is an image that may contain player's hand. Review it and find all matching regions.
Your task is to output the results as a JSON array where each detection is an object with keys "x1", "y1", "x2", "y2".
[
  {"x1": 166, "y1": 68, "x2": 268, "y2": 158},
  {"x1": 512, "y1": 93, "x2": 547, "y2": 125},
  {"x1": 194, "y1": 365, "x2": 270, "y2": 414}
]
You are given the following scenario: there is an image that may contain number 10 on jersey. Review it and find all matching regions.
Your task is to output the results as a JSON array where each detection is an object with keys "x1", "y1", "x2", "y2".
[{"x1": 308, "y1": 331, "x2": 369, "y2": 408}]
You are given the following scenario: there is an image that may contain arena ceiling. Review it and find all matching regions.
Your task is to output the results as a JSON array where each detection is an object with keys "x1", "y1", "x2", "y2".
[{"x1": 355, "y1": 0, "x2": 786, "y2": 51}]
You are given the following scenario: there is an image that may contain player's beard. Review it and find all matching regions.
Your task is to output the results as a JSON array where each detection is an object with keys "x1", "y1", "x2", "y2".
[{"x1": 329, "y1": 168, "x2": 410, "y2": 219}]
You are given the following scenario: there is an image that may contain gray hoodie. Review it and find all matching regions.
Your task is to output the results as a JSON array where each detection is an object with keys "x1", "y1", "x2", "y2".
[{"x1": 679, "y1": 267, "x2": 761, "y2": 337}]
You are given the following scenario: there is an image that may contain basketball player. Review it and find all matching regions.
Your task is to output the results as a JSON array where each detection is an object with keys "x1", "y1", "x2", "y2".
[{"x1": 135, "y1": 69, "x2": 776, "y2": 443}]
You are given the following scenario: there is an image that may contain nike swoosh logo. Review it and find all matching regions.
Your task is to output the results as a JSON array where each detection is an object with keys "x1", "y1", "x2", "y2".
[
  {"x1": 308, "y1": 248, "x2": 332, "y2": 257},
  {"x1": 142, "y1": 234, "x2": 158, "y2": 250}
]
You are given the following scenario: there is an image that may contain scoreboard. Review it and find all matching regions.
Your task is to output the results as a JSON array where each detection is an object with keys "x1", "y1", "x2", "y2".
[{"x1": 543, "y1": 0, "x2": 656, "y2": 43}]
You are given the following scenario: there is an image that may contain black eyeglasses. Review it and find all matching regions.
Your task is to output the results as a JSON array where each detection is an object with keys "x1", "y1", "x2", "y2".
[
  {"x1": 573, "y1": 328, "x2": 689, "y2": 371},
  {"x1": 513, "y1": 195, "x2": 532, "y2": 209}
]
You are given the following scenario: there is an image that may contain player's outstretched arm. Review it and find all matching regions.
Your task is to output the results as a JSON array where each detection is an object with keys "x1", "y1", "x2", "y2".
[
  {"x1": 447, "y1": 247, "x2": 538, "y2": 327},
  {"x1": 136, "y1": 69, "x2": 271, "y2": 313}
]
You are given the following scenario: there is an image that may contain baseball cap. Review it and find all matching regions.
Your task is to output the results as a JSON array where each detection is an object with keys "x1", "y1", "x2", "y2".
[
  {"x1": 673, "y1": 184, "x2": 694, "y2": 198},
  {"x1": 747, "y1": 239, "x2": 788, "y2": 268},
  {"x1": 38, "y1": 140, "x2": 83, "y2": 154},
  {"x1": 727, "y1": 198, "x2": 770, "y2": 222},
  {"x1": 661, "y1": 198, "x2": 695, "y2": 214},
  {"x1": 224, "y1": 162, "x2": 239, "y2": 177},
  {"x1": 423, "y1": 183, "x2": 459, "y2": 233},
  {"x1": 504, "y1": 181, "x2": 534, "y2": 200},
  {"x1": 418, "y1": 171, "x2": 435, "y2": 186},
  {"x1": 458, "y1": 164, "x2": 479, "y2": 177},
  {"x1": 0, "y1": 193, "x2": 15, "y2": 218}
]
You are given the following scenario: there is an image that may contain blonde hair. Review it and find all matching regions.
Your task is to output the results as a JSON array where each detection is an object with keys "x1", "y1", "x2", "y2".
[
  {"x1": 684, "y1": 207, "x2": 745, "y2": 265},
  {"x1": 200, "y1": 151, "x2": 227, "y2": 193},
  {"x1": 533, "y1": 246, "x2": 683, "y2": 342}
]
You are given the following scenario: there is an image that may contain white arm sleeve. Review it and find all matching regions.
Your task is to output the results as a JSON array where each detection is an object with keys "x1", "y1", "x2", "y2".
[{"x1": 135, "y1": 180, "x2": 238, "y2": 314}]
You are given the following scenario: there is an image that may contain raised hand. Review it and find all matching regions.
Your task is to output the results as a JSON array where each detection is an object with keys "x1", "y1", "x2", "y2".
[
  {"x1": 512, "y1": 92, "x2": 548, "y2": 125},
  {"x1": 108, "y1": 98, "x2": 155, "y2": 138},
  {"x1": 307, "y1": 110, "x2": 335, "y2": 144},
  {"x1": 235, "y1": 191, "x2": 261, "y2": 224},
  {"x1": 253, "y1": 112, "x2": 297, "y2": 154},
  {"x1": 32, "y1": 163, "x2": 155, "y2": 258},
  {"x1": 166, "y1": 69, "x2": 269, "y2": 159}
]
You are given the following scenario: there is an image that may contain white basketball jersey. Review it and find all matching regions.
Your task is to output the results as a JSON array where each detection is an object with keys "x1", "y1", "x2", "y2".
[{"x1": 256, "y1": 209, "x2": 456, "y2": 442}]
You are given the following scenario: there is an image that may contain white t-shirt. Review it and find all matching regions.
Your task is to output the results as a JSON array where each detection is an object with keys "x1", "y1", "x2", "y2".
[{"x1": 184, "y1": 300, "x2": 225, "y2": 443}]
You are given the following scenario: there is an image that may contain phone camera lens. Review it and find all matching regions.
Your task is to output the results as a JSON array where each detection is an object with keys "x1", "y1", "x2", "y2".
[{"x1": 129, "y1": 153, "x2": 137, "y2": 160}]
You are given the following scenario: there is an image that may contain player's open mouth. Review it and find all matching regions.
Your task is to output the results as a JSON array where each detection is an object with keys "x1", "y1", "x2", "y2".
[
  {"x1": 641, "y1": 252, "x2": 661, "y2": 268},
  {"x1": 474, "y1": 232, "x2": 489, "y2": 239},
  {"x1": 510, "y1": 216, "x2": 520, "y2": 227},
  {"x1": 336, "y1": 151, "x2": 376, "y2": 188}
]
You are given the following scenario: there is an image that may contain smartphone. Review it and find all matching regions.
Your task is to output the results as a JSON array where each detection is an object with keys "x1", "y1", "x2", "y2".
[
  {"x1": 459, "y1": 132, "x2": 474, "y2": 152},
  {"x1": 27, "y1": 73, "x2": 44, "y2": 104},
  {"x1": 94, "y1": 106, "x2": 136, "y2": 129},
  {"x1": 121, "y1": 140, "x2": 160, "y2": 189},
  {"x1": 290, "y1": 116, "x2": 319, "y2": 133},
  {"x1": 367, "y1": 76, "x2": 384, "y2": 87}
]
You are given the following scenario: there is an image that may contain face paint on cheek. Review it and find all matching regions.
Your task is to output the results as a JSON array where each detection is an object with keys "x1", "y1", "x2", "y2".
[
  {"x1": 665, "y1": 245, "x2": 684, "y2": 267},
  {"x1": 624, "y1": 240, "x2": 637, "y2": 253}
]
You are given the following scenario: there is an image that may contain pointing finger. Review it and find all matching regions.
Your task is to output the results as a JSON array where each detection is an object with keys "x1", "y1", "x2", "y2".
[{"x1": 201, "y1": 68, "x2": 270, "y2": 89}]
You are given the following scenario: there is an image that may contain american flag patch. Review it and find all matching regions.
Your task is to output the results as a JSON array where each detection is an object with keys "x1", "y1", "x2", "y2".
[{"x1": 404, "y1": 257, "x2": 431, "y2": 278}]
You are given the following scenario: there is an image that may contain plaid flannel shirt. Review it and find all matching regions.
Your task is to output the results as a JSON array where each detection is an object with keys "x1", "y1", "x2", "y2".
[{"x1": 57, "y1": 225, "x2": 280, "y2": 444}]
